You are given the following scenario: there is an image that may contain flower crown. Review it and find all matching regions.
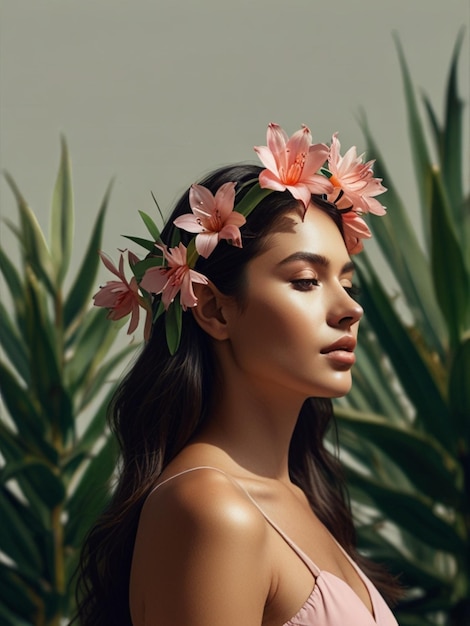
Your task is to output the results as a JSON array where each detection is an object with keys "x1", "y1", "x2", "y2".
[{"x1": 94, "y1": 123, "x2": 386, "y2": 353}]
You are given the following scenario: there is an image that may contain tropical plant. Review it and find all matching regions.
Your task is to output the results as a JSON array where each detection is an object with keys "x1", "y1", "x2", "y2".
[
  {"x1": 335, "y1": 32, "x2": 469, "y2": 626},
  {"x1": 0, "y1": 144, "x2": 137, "y2": 625},
  {"x1": 1, "y1": 34, "x2": 468, "y2": 626}
]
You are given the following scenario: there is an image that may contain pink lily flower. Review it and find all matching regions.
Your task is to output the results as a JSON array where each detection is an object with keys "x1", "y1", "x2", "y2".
[
  {"x1": 94, "y1": 250, "x2": 149, "y2": 335},
  {"x1": 173, "y1": 182, "x2": 246, "y2": 258},
  {"x1": 140, "y1": 242, "x2": 208, "y2": 310},
  {"x1": 341, "y1": 211, "x2": 372, "y2": 255},
  {"x1": 254, "y1": 123, "x2": 333, "y2": 209},
  {"x1": 327, "y1": 133, "x2": 387, "y2": 215}
]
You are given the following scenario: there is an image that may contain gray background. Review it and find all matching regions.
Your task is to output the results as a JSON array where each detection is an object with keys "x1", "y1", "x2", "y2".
[{"x1": 1, "y1": 0, "x2": 469, "y2": 289}]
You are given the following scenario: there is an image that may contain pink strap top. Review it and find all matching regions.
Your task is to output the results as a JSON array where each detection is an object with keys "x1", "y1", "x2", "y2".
[{"x1": 151, "y1": 467, "x2": 398, "y2": 626}]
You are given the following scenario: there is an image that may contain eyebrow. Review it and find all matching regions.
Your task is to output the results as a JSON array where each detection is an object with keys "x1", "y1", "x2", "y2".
[{"x1": 278, "y1": 252, "x2": 355, "y2": 274}]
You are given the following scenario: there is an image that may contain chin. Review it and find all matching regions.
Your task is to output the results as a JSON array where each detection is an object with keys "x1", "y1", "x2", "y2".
[{"x1": 314, "y1": 377, "x2": 353, "y2": 399}]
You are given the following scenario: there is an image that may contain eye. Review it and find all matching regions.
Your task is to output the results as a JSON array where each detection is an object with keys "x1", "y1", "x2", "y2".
[{"x1": 291, "y1": 278, "x2": 320, "y2": 292}]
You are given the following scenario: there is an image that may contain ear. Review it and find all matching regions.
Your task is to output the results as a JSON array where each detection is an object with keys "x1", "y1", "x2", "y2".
[{"x1": 191, "y1": 282, "x2": 232, "y2": 341}]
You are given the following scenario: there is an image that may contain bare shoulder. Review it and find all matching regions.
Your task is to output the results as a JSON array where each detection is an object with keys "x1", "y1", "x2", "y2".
[
  {"x1": 130, "y1": 468, "x2": 272, "y2": 626},
  {"x1": 140, "y1": 467, "x2": 267, "y2": 537}
]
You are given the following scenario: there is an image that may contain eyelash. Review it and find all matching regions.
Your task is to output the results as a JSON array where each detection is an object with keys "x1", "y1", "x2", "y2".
[
  {"x1": 291, "y1": 279, "x2": 320, "y2": 291},
  {"x1": 291, "y1": 279, "x2": 362, "y2": 298}
]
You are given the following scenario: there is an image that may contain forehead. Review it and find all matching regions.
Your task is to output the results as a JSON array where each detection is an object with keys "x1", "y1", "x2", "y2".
[{"x1": 256, "y1": 204, "x2": 350, "y2": 268}]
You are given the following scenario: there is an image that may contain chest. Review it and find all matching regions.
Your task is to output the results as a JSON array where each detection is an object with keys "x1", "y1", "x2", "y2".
[{"x1": 251, "y1": 487, "x2": 375, "y2": 625}]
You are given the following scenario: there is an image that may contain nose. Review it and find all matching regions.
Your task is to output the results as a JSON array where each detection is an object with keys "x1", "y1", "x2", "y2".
[{"x1": 327, "y1": 290, "x2": 363, "y2": 330}]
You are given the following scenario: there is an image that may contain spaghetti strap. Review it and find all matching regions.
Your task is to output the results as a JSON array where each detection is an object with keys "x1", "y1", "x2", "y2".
[
  {"x1": 146, "y1": 466, "x2": 398, "y2": 625},
  {"x1": 149, "y1": 466, "x2": 320, "y2": 576}
]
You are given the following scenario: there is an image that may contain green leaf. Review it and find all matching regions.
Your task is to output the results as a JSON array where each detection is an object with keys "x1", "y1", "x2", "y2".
[
  {"x1": 234, "y1": 183, "x2": 273, "y2": 218},
  {"x1": 0, "y1": 424, "x2": 50, "y2": 524},
  {"x1": 3, "y1": 171, "x2": 56, "y2": 296},
  {"x1": 442, "y1": 29, "x2": 465, "y2": 215},
  {"x1": 50, "y1": 136, "x2": 74, "y2": 285},
  {"x1": 123, "y1": 234, "x2": 157, "y2": 252},
  {"x1": 0, "y1": 302, "x2": 29, "y2": 384},
  {"x1": 76, "y1": 343, "x2": 137, "y2": 412},
  {"x1": 65, "y1": 436, "x2": 118, "y2": 548},
  {"x1": 24, "y1": 269, "x2": 74, "y2": 442},
  {"x1": 65, "y1": 307, "x2": 126, "y2": 394},
  {"x1": 430, "y1": 170, "x2": 469, "y2": 349},
  {"x1": 448, "y1": 335, "x2": 470, "y2": 447},
  {"x1": 138, "y1": 210, "x2": 162, "y2": 242},
  {"x1": 356, "y1": 255, "x2": 452, "y2": 450},
  {"x1": 0, "y1": 244, "x2": 26, "y2": 335},
  {"x1": 0, "y1": 362, "x2": 61, "y2": 461},
  {"x1": 64, "y1": 180, "x2": 112, "y2": 329},
  {"x1": 422, "y1": 93, "x2": 443, "y2": 163},
  {"x1": 0, "y1": 486, "x2": 43, "y2": 577},
  {"x1": 0, "y1": 563, "x2": 38, "y2": 625},
  {"x1": 357, "y1": 524, "x2": 453, "y2": 589},
  {"x1": 348, "y1": 470, "x2": 465, "y2": 553},
  {"x1": 1, "y1": 458, "x2": 65, "y2": 509},
  {"x1": 395, "y1": 614, "x2": 441, "y2": 626},
  {"x1": 336, "y1": 407, "x2": 462, "y2": 505},
  {"x1": 165, "y1": 297, "x2": 183, "y2": 355},
  {"x1": 347, "y1": 332, "x2": 407, "y2": 421},
  {"x1": 393, "y1": 32, "x2": 434, "y2": 244},
  {"x1": 359, "y1": 118, "x2": 446, "y2": 359}
]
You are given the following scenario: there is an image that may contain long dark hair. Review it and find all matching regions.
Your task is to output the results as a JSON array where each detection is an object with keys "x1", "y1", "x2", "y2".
[{"x1": 73, "y1": 164, "x2": 401, "y2": 625}]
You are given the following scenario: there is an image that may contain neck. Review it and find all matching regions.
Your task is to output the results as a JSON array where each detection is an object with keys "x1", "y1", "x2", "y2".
[{"x1": 196, "y1": 363, "x2": 307, "y2": 482}]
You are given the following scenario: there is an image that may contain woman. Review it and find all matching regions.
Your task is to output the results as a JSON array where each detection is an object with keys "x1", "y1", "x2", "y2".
[{"x1": 75, "y1": 123, "x2": 401, "y2": 625}]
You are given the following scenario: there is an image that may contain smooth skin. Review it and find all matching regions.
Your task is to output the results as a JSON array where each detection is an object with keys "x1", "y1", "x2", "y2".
[{"x1": 129, "y1": 205, "x2": 370, "y2": 626}]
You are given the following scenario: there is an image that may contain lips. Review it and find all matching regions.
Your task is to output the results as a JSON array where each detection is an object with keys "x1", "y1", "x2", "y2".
[
  {"x1": 320, "y1": 336, "x2": 357, "y2": 366},
  {"x1": 320, "y1": 336, "x2": 357, "y2": 354}
]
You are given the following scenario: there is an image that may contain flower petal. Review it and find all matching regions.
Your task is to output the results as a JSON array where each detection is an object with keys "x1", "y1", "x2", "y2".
[
  {"x1": 188, "y1": 268, "x2": 209, "y2": 285},
  {"x1": 285, "y1": 183, "x2": 312, "y2": 209},
  {"x1": 225, "y1": 211, "x2": 246, "y2": 227},
  {"x1": 327, "y1": 133, "x2": 386, "y2": 217},
  {"x1": 179, "y1": 269, "x2": 208, "y2": 310},
  {"x1": 258, "y1": 169, "x2": 287, "y2": 192},
  {"x1": 219, "y1": 223, "x2": 243, "y2": 247},
  {"x1": 161, "y1": 282, "x2": 180, "y2": 309},
  {"x1": 342, "y1": 213, "x2": 372, "y2": 238},
  {"x1": 303, "y1": 173, "x2": 334, "y2": 195},
  {"x1": 214, "y1": 182, "x2": 236, "y2": 220},
  {"x1": 195, "y1": 231, "x2": 219, "y2": 258},
  {"x1": 266, "y1": 122, "x2": 289, "y2": 156},
  {"x1": 127, "y1": 301, "x2": 140, "y2": 334},
  {"x1": 254, "y1": 145, "x2": 280, "y2": 175},
  {"x1": 173, "y1": 213, "x2": 204, "y2": 233},
  {"x1": 93, "y1": 282, "x2": 126, "y2": 308},
  {"x1": 98, "y1": 251, "x2": 124, "y2": 281},
  {"x1": 363, "y1": 195, "x2": 387, "y2": 215},
  {"x1": 303, "y1": 143, "x2": 329, "y2": 177},
  {"x1": 189, "y1": 184, "x2": 216, "y2": 215},
  {"x1": 140, "y1": 266, "x2": 169, "y2": 294},
  {"x1": 285, "y1": 125, "x2": 312, "y2": 170}
]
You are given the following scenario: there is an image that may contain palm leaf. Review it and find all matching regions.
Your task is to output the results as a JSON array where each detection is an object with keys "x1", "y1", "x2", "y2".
[
  {"x1": 0, "y1": 302, "x2": 29, "y2": 384},
  {"x1": 442, "y1": 29, "x2": 466, "y2": 215},
  {"x1": 336, "y1": 407, "x2": 461, "y2": 505},
  {"x1": 3, "y1": 172, "x2": 56, "y2": 296},
  {"x1": 356, "y1": 255, "x2": 451, "y2": 447},
  {"x1": 50, "y1": 136, "x2": 74, "y2": 286},
  {"x1": 65, "y1": 436, "x2": 118, "y2": 548},
  {"x1": 359, "y1": 119, "x2": 446, "y2": 359},
  {"x1": 63, "y1": 180, "x2": 112, "y2": 329},
  {"x1": 430, "y1": 170, "x2": 470, "y2": 348},
  {"x1": 393, "y1": 32, "x2": 434, "y2": 244}
]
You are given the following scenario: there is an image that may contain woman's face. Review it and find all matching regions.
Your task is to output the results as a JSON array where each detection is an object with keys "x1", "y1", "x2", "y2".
[{"x1": 223, "y1": 204, "x2": 363, "y2": 400}]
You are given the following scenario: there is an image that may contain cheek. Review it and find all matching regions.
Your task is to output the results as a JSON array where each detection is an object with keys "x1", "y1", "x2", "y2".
[{"x1": 233, "y1": 291, "x2": 322, "y2": 355}]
